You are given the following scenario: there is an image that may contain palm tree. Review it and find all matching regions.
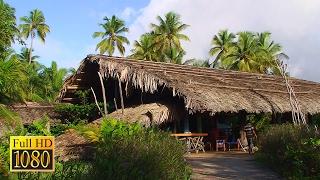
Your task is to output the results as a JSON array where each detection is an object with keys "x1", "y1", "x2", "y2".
[
  {"x1": 0, "y1": 54, "x2": 28, "y2": 101},
  {"x1": 93, "y1": 15, "x2": 129, "y2": 56},
  {"x1": 183, "y1": 58, "x2": 210, "y2": 67},
  {"x1": 209, "y1": 30, "x2": 235, "y2": 67},
  {"x1": 256, "y1": 32, "x2": 289, "y2": 74},
  {"x1": 163, "y1": 47, "x2": 185, "y2": 64},
  {"x1": 19, "y1": 9, "x2": 50, "y2": 64},
  {"x1": 130, "y1": 33, "x2": 156, "y2": 61},
  {"x1": 18, "y1": 47, "x2": 39, "y2": 63},
  {"x1": 40, "y1": 61, "x2": 67, "y2": 101},
  {"x1": 226, "y1": 32, "x2": 259, "y2": 72},
  {"x1": 151, "y1": 12, "x2": 189, "y2": 62}
]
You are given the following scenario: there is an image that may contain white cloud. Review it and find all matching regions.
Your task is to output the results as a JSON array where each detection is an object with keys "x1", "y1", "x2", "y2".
[
  {"x1": 127, "y1": 0, "x2": 320, "y2": 82},
  {"x1": 120, "y1": 7, "x2": 137, "y2": 21}
]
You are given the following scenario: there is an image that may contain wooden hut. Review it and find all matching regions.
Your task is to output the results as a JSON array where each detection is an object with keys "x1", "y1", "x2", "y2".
[{"x1": 59, "y1": 55, "x2": 320, "y2": 149}]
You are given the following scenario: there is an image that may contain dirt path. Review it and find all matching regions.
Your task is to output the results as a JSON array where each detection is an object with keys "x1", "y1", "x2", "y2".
[{"x1": 186, "y1": 152, "x2": 281, "y2": 180}]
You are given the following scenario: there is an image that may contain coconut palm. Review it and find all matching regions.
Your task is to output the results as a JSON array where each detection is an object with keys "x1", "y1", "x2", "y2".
[
  {"x1": 225, "y1": 32, "x2": 260, "y2": 72},
  {"x1": 93, "y1": 15, "x2": 129, "y2": 56},
  {"x1": 164, "y1": 47, "x2": 185, "y2": 64},
  {"x1": 209, "y1": 30, "x2": 235, "y2": 67},
  {"x1": 130, "y1": 33, "x2": 156, "y2": 61},
  {"x1": 19, "y1": 9, "x2": 50, "y2": 64},
  {"x1": 151, "y1": 12, "x2": 189, "y2": 62},
  {"x1": 40, "y1": 61, "x2": 68, "y2": 101},
  {"x1": 18, "y1": 47, "x2": 39, "y2": 63},
  {"x1": 183, "y1": 58, "x2": 211, "y2": 67},
  {"x1": 256, "y1": 32, "x2": 289, "y2": 74},
  {"x1": 0, "y1": 54, "x2": 28, "y2": 102}
]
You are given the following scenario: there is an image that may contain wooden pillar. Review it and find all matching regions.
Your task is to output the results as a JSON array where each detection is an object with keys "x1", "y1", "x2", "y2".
[{"x1": 97, "y1": 72, "x2": 108, "y2": 115}]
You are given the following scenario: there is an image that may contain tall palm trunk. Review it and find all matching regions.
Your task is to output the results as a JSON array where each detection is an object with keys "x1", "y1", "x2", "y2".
[{"x1": 29, "y1": 35, "x2": 34, "y2": 64}]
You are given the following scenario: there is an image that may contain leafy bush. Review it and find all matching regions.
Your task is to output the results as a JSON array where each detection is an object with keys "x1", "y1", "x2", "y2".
[
  {"x1": 257, "y1": 124, "x2": 320, "y2": 178},
  {"x1": 54, "y1": 103, "x2": 101, "y2": 124},
  {"x1": 89, "y1": 118, "x2": 191, "y2": 179}
]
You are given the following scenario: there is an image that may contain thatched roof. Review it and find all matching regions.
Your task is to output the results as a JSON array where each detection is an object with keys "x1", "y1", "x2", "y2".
[
  {"x1": 92, "y1": 103, "x2": 176, "y2": 127},
  {"x1": 59, "y1": 55, "x2": 320, "y2": 115}
]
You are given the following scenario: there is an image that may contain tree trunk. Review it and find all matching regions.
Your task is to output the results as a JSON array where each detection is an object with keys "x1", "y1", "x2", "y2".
[
  {"x1": 117, "y1": 74, "x2": 124, "y2": 115},
  {"x1": 29, "y1": 36, "x2": 34, "y2": 64},
  {"x1": 97, "y1": 72, "x2": 108, "y2": 115}
]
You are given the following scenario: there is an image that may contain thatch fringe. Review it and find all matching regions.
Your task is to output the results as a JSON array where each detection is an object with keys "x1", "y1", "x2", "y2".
[{"x1": 59, "y1": 55, "x2": 320, "y2": 115}]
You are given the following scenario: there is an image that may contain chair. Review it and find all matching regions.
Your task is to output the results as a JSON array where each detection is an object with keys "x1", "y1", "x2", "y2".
[
  {"x1": 216, "y1": 139, "x2": 226, "y2": 151},
  {"x1": 226, "y1": 136, "x2": 240, "y2": 151}
]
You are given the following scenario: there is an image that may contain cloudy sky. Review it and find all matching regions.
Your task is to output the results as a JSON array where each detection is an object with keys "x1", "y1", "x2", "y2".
[{"x1": 7, "y1": 0, "x2": 320, "y2": 82}]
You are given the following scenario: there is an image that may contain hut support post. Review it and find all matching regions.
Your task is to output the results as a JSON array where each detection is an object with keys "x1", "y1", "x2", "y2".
[
  {"x1": 117, "y1": 74, "x2": 124, "y2": 114},
  {"x1": 98, "y1": 72, "x2": 108, "y2": 115},
  {"x1": 90, "y1": 87, "x2": 103, "y2": 115}
]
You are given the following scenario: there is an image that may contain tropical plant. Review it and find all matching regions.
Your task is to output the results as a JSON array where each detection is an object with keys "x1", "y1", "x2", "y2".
[
  {"x1": 19, "y1": 9, "x2": 50, "y2": 64},
  {"x1": 256, "y1": 32, "x2": 288, "y2": 74},
  {"x1": 225, "y1": 31, "x2": 259, "y2": 72},
  {"x1": 39, "y1": 61, "x2": 68, "y2": 101},
  {"x1": 151, "y1": 12, "x2": 189, "y2": 63},
  {"x1": 18, "y1": 47, "x2": 39, "y2": 63},
  {"x1": 183, "y1": 58, "x2": 211, "y2": 67},
  {"x1": 0, "y1": 0, "x2": 19, "y2": 58},
  {"x1": 93, "y1": 15, "x2": 129, "y2": 56},
  {"x1": 0, "y1": 54, "x2": 28, "y2": 102},
  {"x1": 130, "y1": 33, "x2": 156, "y2": 61},
  {"x1": 209, "y1": 30, "x2": 235, "y2": 67},
  {"x1": 164, "y1": 47, "x2": 185, "y2": 64}
]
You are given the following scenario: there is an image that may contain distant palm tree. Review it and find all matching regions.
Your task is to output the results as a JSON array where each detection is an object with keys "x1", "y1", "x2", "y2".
[
  {"x1": 164, "y1": 47, "x2": 185, "y2": 64},
  {"x1": 18, "y1": 47, "x2": 39, "y2": 63},
  {"x1": 256, "y1": 32, "x2": 289, "y2": 74},
  {"x1": 183, "y1": 58, "x2": 210, "y2": 67},
  {"x1": 19, "y1": 9, "x2": 50, "y2": 64},
  {"x1": 93, "y1": 15, "x2": 129, "y2": 56},
  {"x1": 41, "y1": 61, "x2": 67, "y2": 100},
  {"x1": 151, "y1": 12, "x2": 189, "y2": 62},
  {"x1": 130, "y1": 33, "x2": 156, "y2": 61},
  {"x1": 209, "y1": 30, "x2": 235, "y2": 67},
  {"x1": 226, "y1": 32, "x2": 259, "y2": 72}
]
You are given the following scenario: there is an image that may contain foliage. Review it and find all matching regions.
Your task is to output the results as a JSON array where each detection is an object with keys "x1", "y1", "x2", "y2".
[
  {"x1": 209, "y1": 30, "x2": 287, "y2": 74},
  {"x1": 183, "y1": 58, "x2": 211, "y2": 67},
  {"x1": 54, "y1": 103, "x2": 101, "y2": 124},
  {"x1": 247, "y1": 113, "x2": 272, "y2": 133},
  {"x1": 19, "y1": 9, "x2": 50, "y2": 64},
  {"x1": 0, "y1": 54, "x2": 28, "y2": 102},
  {"x1": 131, "y1": 12, "x2": 189, "y2": 64},
  {"x1": 257, "y1": 124, "x2": 320, "y2": 178},
  {"x1": 89, "y1": 117, "x2": 192, "y2": 179},
  {"x1": 38, "y1": 61, "x2": 68, "y2": 101},
  {"x1": 0, "y1": 0, "x2": 19, "y2": 58},
  {"x1": 93, "y1": 15, "x2": 129, "y2": 56},
  {"x1": 209, "y1": 29, "x2": 235, "y2": 67},
  {"x1": 75, "y1": 90, "x2": 90, "y2": 105},
  {"x1": 130, "y1": 33, "x2": 157, "y2": 61},
  {"x1": 26, "y1": 116, "x2": 51, "y2": 136}
]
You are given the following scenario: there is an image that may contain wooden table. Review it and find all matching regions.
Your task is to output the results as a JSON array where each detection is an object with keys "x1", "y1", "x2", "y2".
[{"x1": 171, "y1": 133, "x2": 208, "y2": 153}]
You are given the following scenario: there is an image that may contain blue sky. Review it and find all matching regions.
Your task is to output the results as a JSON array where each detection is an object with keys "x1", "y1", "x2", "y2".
[
  {"x1": 6, "y1": 0, "x2": 320, "y2": 82},
  {"x1": 7, "y1": 0, "x2": 149, "y2": 68}
]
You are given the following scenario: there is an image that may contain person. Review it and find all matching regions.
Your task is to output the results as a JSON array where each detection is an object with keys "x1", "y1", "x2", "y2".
[{"x1": 244, "y1": 122, "x2": 257, "y2": 154}]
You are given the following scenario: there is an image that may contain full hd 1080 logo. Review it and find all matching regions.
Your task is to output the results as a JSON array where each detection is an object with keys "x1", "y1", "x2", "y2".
[{"x1": 10, "y1": 136, "x2": 55, "y2": 172}]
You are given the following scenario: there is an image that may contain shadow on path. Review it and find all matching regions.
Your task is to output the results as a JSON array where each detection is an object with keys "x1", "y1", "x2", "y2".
[{"x1": 186, "y1": 152, "x2": 281, "y2": 180}]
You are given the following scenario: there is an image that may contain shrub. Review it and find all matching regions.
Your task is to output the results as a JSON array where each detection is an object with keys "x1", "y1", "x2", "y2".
[
  {"x1": 54, "y1": 103, "x2": 101, "y2": 124},
  {"x1": 89, "y1": 118, "x2": 191, "y2": 179},
  {"x1": 257, "y1": 124, "x2": 320, "y2": 178}
]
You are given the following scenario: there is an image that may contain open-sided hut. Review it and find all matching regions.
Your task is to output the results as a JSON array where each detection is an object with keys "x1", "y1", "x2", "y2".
[{"x1": 59, "y1": 55, "x2": 320, "y2": 147}]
